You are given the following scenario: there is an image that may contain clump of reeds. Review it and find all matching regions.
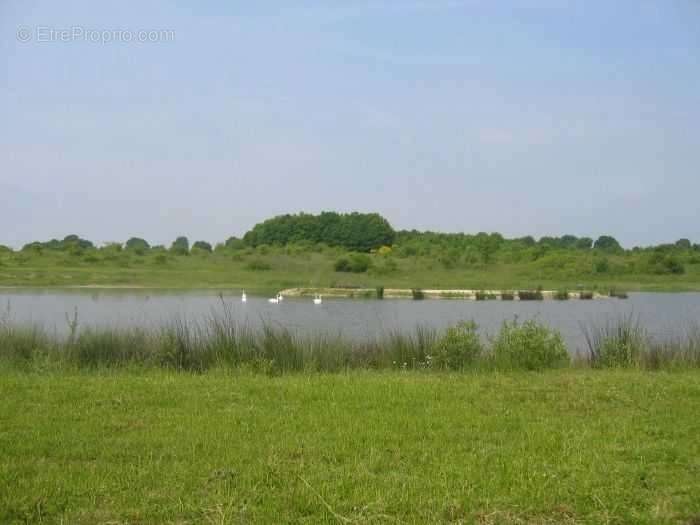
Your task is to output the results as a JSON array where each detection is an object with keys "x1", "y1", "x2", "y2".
[
  {"x1": 500, "y1": 292, "x2": 515, "y2": 301},
  {"x1": 579, "y1": 291, "x2": 594, "y2": 300},
  {"x1": 554, "y1": 290, "x2": 569, "y2": 300},
  {"x1": 411, "y1": 289, "x2": 425, "y2": 300},
  {"x1": 581, "y1": 315, "x2": 647, "y2": 368}
]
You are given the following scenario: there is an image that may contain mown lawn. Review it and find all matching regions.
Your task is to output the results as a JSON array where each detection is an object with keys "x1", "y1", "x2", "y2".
[{"x1": 1, "y1": 370, "x2": 699, "y2": 524}]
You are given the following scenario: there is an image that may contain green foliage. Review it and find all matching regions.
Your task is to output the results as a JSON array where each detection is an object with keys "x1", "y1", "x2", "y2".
[
  {"x1": 170, "y1": 236, "x2": 190, "y2": 255},
  {"x1": 223, "y1": 236, "x2": 245, "y2": 251},
  {"x1": 430, "y1": 321, "x2": 483, "y2": 369},
  {"x1": 594, "y1": 258, "x2": 610, "y2": 274},
  {"x1": 491, "y1": 319, "x2": 569, "y2": 370},
  {"x1": 192, "y1": 241, "x2": 212, "y2": 253},
  {"x1": 594, "y1": 235, "x2": 622, "y2": 252},
  {"x1": 243, "y1": 211, "x2": 395, "y2": 252},
  {"x1": 334, "y1": 254, "x2": 371, "y2": 273},
  {"x1": 246, "y1": 259, "x2": 271, "y2": 271},
  {"x1": 125, "y1": 238, "x2": 150, "y2": 252},
  {"x1": 648, "y1": 253, "x2": 685, "y2": 275},
  {"x1": 376, "y1": 286, "x2": 384, "y2": 299},
  {"x1": 582, "y1": 316, "x2": 647, "y2": 368},
  {"x1": 411, "y1": 289, "x2": 425, "y2": 300},
  {"x1": 554, "y1": 290, "x2": 569, "y2": 300}
]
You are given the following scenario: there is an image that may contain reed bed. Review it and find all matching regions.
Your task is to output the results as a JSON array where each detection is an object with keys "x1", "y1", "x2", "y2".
[{"x1": 2, "y1": 308, "x2": 699, "y2": 373}]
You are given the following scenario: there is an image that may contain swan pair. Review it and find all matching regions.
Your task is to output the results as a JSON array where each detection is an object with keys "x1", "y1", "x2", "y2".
[
  {"x1": 268, "y1": 293, "x2": 283, "y2": 304},
  {"x1": 313, "y1": 294, "x2": 323, "y2": 305}
]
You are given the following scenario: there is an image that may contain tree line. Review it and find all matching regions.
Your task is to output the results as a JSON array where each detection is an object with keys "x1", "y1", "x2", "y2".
[{"x1": 8, "y1": 211, "x2": 699, "y2": 257}]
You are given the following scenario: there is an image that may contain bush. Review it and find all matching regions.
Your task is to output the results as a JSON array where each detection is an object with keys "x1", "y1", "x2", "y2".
[
  {"x1": 376, "y1": 286, "x2": 384, "y2": 300},
  {"x1": 594, "y1": 258, "x2": 610, "y2": 274},
  {"x1": 334, "y1": 254, "x2": 371, "y2": 273},
  {"x1": 246, "y1": 259, "x2": 271, "y2": 271},
  {"x1": 430, "y1": 321, "x2": 483, "y2": 370},
  {"x1": 501, "y1": 292, "x2": 515, "y2": 301},
  {"x1": 579, "y1": 291, "x2": 594, "y2": 300},
  {"x1": 554, "y1": 290, "x2": 569, "y2": 300},
  {"x1": 411, "y1": 289, "x2": 425, "y2": 300},
  {"x1": 491, "y1": 319, "x2": 569, "y2": 370}
]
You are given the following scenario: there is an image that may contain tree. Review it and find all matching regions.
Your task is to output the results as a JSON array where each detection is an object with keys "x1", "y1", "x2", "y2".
[
  {"x1": 126, "y1": 237, "x2": 150, "y2": 251},
  {"x1": 594, "y1": 235, "x2": 622, "y2": 252},
  {"x1": 675, "y1": 238, "x2": 691, "y2": 250},
  {"x1": 192, "y1": 240, "x2": 212, "y2": 253},
  {"x1": 243, "y1": 212, "x2": 395, "y2": 252},
  {"x1": 170, "y1": 236, "x2": 189, "y2": 255}
]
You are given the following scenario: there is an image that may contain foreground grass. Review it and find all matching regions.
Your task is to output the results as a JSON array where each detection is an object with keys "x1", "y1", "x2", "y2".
[{"x1": 1, "y1": 369, "x2": 699, "y2": 524}]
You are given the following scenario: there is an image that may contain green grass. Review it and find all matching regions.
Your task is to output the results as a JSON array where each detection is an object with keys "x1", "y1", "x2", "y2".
[
  {"x1": 2, "y1": 247, "x2": 700, "y2": 291},
  {"x1": 1, "y1": 369, "x2": 699, "y2": 524}
]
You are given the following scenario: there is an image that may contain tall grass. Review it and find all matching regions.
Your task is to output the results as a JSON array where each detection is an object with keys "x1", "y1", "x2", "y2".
[
  {"x1": 2, "y1": 308, "x2": 699, "y2": 373},
  {"x1": 581, "y1": 315, "x2": 700, "y2": 369}
]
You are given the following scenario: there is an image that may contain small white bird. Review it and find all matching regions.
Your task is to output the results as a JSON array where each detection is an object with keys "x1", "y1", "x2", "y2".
[
  {"x1": 241, "y1": 291, "x2": 247, "y2": 303},
  {"x1": 313, "y1": 294, "x2": 322, "y2": 305}
]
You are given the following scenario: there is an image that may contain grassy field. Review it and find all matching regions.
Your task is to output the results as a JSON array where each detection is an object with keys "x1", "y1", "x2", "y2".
[
  {"x1": 1, "y1": 369, "x2": 699, "y2": 524},
  {"x1": 2, "y1": 247, "x2": 700, "y2": 292}
]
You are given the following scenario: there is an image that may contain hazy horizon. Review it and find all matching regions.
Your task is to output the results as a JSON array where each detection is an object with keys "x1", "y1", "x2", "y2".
[{"x1": 3, "y1": 1, "x2": 699, "y2": 249}]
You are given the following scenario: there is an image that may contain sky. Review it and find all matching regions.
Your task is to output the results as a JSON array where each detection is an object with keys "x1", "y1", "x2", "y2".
[{"x1": 1, "y1": 1, "x2": 699, "y2": 249}]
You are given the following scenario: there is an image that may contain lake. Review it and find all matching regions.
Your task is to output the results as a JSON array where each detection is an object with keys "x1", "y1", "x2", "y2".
[{"x1": 2, "y1": 289, "x2": 700, "y2": 353}]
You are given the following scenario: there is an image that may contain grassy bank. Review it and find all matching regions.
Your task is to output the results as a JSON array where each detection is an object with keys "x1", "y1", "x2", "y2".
[
  {"x1": 2, "y1": 245, "x2": 700, "y2": 291},
  {"x1": 1, "y1": 369, "x2": 699, "y2": 524}
]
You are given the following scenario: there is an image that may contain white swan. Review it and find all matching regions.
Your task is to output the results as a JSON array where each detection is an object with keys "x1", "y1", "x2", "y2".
[
  {"x1": 241, "y1": 291, "x2": 247, "y2": 303},
  {"x1": 313, "y1": 294, "x2": 322, "y2": 305},
  {"x1": 268, "y1": 296, "x2": 279, "y2": 304}
]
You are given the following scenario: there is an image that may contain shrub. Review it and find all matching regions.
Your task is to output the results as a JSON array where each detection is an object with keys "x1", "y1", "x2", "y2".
[
  {"x1": 554, "y1": 290, "x2": 569, "y2": 300},
  {"x1": 501, "y1": 292, "x2": 515, "y2": 301},
  {"x1": 246, "y1": 259, "x2": 271, "y2": 271},
  {"x1": 411, "y1": 289, "x2": 425, "y2": 300},
  {"x1": 491, "y1": 319, "x2": 569, "y2": 370},
  {"x1": 475, "y1": 291, "x2": 496, "y2": 301},
  {"x1": 376, "y1": 286, "x2": 384, "y2": 300},
  {"x1": 579, "y1": 291, "x2": 594, "y2": 300},
  {"x1": 430, "y1": 321, "x2": 483, "y2": 370},
  {"x1": 594, "y1": 258, "x2": 610, "y2": 274},
  {"x1": 334, "y1": 254, "x2": 371, "y2": 273}
]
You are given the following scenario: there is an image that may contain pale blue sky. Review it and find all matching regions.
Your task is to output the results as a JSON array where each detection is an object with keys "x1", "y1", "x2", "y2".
[{"x1": 2, "y1": 1, "x2": 699, "y2": 248}]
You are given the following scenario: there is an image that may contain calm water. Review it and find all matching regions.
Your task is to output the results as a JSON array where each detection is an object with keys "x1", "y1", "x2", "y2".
[{"x1": 2, "y1": 289, "x2": 700, "y2": 353}]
